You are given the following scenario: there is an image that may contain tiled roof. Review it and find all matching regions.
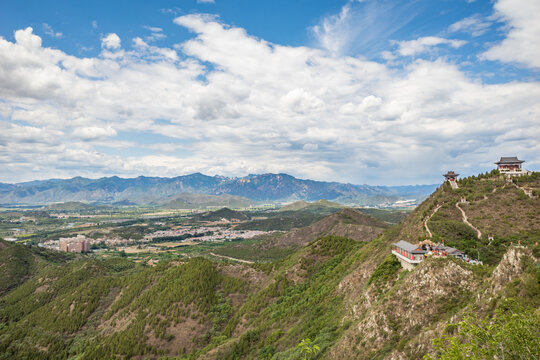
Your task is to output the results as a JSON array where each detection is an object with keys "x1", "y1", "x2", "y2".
[
  {"x1": 495, "y1": 156, "x2": 524, "y2": 164},
  {"x1": 393, "y1": 240, "x2": 426, "y2": 254}
]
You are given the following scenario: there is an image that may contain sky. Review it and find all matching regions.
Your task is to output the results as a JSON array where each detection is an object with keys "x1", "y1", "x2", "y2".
[{"x1": 0, "y1": 0, "x2": 539, "y2": 186}]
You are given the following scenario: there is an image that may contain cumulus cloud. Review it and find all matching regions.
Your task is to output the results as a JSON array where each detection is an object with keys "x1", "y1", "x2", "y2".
[
  {"x1": 101, "y1": 33, "x2": 121, "y2": 49},
  {"x1": 280, "y1": 89, "x2": 325, "y2": 114},
  {"x1": 14, "y1": 27, "x2": 42, "y2": 49},
  {"x1": 0, "y1": 15, "x2": 539, "y2": 184},
  {"x1": 72, "y1": 126, "x2": 117, "y2": 140},
  {"x1": 394, "y1": 36, "x2": 466, "y2": 57},
  {"x1": 482, "y1": 0, "x2": 540, "y2": 69}
]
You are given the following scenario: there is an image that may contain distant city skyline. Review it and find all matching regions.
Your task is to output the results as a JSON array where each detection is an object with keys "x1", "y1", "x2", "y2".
[{"x1": 0, "y1": 0, "x2": 539, "y2": 185}]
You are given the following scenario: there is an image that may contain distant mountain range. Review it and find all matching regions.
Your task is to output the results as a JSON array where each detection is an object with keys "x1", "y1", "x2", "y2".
[{"x1": 0, "y1": 173, "x2": 438, "y2": 206}]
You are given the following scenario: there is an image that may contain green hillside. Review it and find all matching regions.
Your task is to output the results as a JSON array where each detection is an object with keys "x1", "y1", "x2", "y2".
[
  {"x1": 278, "y1": 200, "x2": 344, "y2": 212},
  {"x1": 0, "y1": 239, "x2": 73, "y2": 296},
  {"x1": 356, "y1": 208, "x2": 409, "y2": 224},
  {"x1": 237, "y1": 200, "x2": 346, "y2": 232},
  {"x1": 0, "y1": 172, "x2": 538, "y2": 359},
  {"x1": 217, "y1": 208, "x2": 388, "y2": 262},
  {"x1": 163, "y1": 193, "x2": 254, "y2": 209},
  {"x1": 195, "y1": 207, "x2": 250, "y2": 222},
  {"x1": 234, "y1": 211, "x2": 327, "y2": 231}
]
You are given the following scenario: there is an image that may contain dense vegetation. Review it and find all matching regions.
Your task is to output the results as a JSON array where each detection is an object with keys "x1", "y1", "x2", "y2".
[
  {"x1": 194, "y1": 207, "x2": 250, "y2": 222},
  {"x1": 419, "y1": 170, "x2": 540, "y2": 265},
  {"x1": 428, "y1": 300, "x2": 540, "y2": 360},
  {"x1": 235, "y1": 211, "x2": 328, "y2": 231},
  {"x1": 0, "y1": 171, "x2": 538, "y2": 359},
  {"x1": 357, "y1": 208, "x2": 409, "y2": 225}
]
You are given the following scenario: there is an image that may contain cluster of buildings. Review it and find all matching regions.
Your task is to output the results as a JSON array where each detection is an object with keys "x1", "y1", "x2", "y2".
[
  {"x1": 39, "y1": 225, "x2": 272, "y2": 254},
  {"x1": 59, "y1": 235, "x2": 90, "y2": 253},
  {"x1": 443, "y1": 156, "x2": 530, "y2": 186},
  {"x1": 391, "y1": 239, "x2": 480, "y2": 270},
  {"x1": 394, "y1": 156, "x2": 530, "y2": 269},
  {"x1": 144, "y1": 226, "x2": 272, "y2": 243}
]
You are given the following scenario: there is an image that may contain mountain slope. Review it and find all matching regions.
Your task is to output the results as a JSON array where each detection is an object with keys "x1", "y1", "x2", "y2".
[
  {"x1": 216, "y1": 208, "x2": 389, "y2": 262},
  {"x1": 0, "y1": 171, "x2": 538, "y2": 359},
  {"x1": 396, "y1": 170, "x2": 540, "y2": 264},
  {"x1": 271, "y1": 208, "x2": 389, "y2": 249},
  {"x1": 195, "y1": 207, "x2": 251, "y2": 222},
  {"x1": 278, "y1": 199, "x2": 344, "y2": 212},
  {"x1": 0, "y1": 239, "x2": 73, "y2": 295},
  {"x1": 162, "y1": 193, "x2": 254, "y2": 209}
]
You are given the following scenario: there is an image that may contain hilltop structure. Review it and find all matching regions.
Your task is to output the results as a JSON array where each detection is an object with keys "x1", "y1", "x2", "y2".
[
  {"x1": 392, "y1": 240, "x2": 472, "y2": 270},
  {"x1": 443, "y1": 171, "x2": 459, "y2": 189},
  {"x1": 495, "y1": 156, "x2": 529, "y2": 177},
  {"x1": 59, "y1": 235, "x2": 90, "y2": 253},
  {"x1": 391, "y1": 240, "x2": 426, "y2": 270}
]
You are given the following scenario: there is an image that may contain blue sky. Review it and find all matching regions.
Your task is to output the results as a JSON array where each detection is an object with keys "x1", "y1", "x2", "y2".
[{"x1": 0, "y1": 0, "x2": 539, "y2": 185}]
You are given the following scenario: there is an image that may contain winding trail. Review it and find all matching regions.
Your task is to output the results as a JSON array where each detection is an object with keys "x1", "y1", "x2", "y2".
[
  {"x1": 424, "y1": 204, "x2": 442, "y2": 238},
  {"x1": 455, "y1": 202, "x2": 482, "y2": 239},
  {"x1": 512, "y1": 182, "x2": 533, "y2": 198},
  {"x1": 209, "y1": 252, "x2": 255, "y2": 264}
]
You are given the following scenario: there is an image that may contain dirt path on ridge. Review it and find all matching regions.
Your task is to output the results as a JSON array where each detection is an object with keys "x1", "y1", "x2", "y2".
[
  {"x1": 209, "y1": 253, "x2": 255, "y2": 264},
  {"x1": 455, "y1": 202, "x2": 482, "y2": 239},
  {"x1": 424, "y1": 204, "x2": 442, "y2": 238},
  {"x1": 511, "y1": 182, "x2": 533, "y2": 198}
]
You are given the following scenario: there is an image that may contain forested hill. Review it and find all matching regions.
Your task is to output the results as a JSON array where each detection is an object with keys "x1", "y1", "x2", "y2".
[
  {"x1": 0, "y1": 173, "x2": 437, "y2": 205},
  {"x1": 0, "y1": 171, "x2": 538, "y2": 359}
]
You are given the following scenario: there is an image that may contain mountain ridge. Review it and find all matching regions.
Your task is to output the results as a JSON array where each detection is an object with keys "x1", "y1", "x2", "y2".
[{"x1": 0, "y1": 173, "x2": 438, "y2": 206}]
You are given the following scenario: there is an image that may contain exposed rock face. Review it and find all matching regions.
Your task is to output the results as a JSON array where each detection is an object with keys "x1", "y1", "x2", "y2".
[
  {"x1": 490, "y1": 247, "x2": 530, "y2": 294},
  {"x1": 329, "y1": 244, "x2": 539, "y2": 360},
  {"x1": 330, "y1": 259, "x2": 480, "y2": 359}
]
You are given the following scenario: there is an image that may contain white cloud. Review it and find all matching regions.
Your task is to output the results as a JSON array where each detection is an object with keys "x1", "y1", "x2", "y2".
[
  {"x1": 311, "y1": 0, "x2": 421, "y2": 57},
  {"x1": 101, "y1": 33, "x2": 121, "y2": 49},
  {"x1": 449, "y1": 14, "x2": 492, "y2": 37},
  {"x1": 197, "y1": 0, "x2": 215, "y2": 3},
  {"x1": 311, "y1": 4, "x2": 353, "y2": 55},
  {"x1": 482, "y1": 0, "x2": 540, "y2": 69},
  {"x1": 14, "y1": 27, "x2": 42, "y2": 49},
  {"x1": 72, "y1": 126, "x2": 117, "y2": 140},
  {"x1": 280, "y1": 88, "x2": 325, "y2": 114},
  {"x1": 144, "y1": 26, "x2": 163, "y2": 32},
  {"x1": 394, "y1": 36, "x2": 466, "y2": 57},
  {"x1": 144, "y1": 26, "x2": 166, "y2": 42},
  {"x1": 92, "y1": 21, "x2": 98, "y2": 29},
  {"x1": 303, "y1": 143, "x2": 319, "y2": 151},
  {"x1": 42, "y1": 23, "x2": 62, "y2": 38},
  {"x1": 0, "y1": 16, "x2": 538, "y2": 185}
]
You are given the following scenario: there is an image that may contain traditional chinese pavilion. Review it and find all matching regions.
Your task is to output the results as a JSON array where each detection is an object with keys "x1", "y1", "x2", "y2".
[
  {"x1": 495, "y1": 156, "x2": 524, "y2": 172},
  {"x1": 443, "y1": 171, "x2": 459, "y2": 182}
]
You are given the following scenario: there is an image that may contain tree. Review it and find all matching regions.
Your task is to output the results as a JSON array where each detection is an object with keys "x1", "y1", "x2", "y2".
[
  {"x1": 298, "y1": 338, "x2": 320, "y2": 360},
  {"x1": 425, "y1": 301, "x2": 540, "y2": 359}
]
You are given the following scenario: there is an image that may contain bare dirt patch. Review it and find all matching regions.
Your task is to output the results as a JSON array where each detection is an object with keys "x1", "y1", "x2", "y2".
[
  {"x1": 146, "y1": 315, "x2": 209, "y2": 355},
  {"x1": 34, "y1": 284, "x2": 49, "y2": 293},
  {"x1": 218, "y1": 264, "x2": 270, "y2": 289}
]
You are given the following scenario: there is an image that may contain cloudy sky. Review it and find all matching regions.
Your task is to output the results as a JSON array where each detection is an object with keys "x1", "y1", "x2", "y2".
[{"x1": 0, "y1": 0, "x2": 539, "y2": 185}]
